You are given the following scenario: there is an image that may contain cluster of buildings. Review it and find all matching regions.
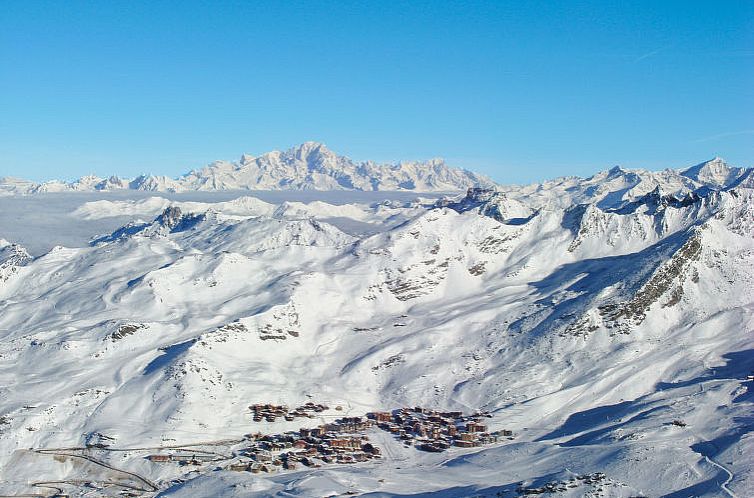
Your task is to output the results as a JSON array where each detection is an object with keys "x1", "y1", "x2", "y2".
[
  {"x1": 250, "y1": 401, "x2": 331, "y2": 422},
  {"x1": 302, "y1": 416, "x2": 376, "y2": 435},
  {"x1": 145, "y1": 405, "x2": 512, "y2": 475},
  {"x1": 227, "y1": 416, "x2": 381, "y2": 473},
  {"x1": 367, "y1": 407, "x2": 512, "y2": 452}
]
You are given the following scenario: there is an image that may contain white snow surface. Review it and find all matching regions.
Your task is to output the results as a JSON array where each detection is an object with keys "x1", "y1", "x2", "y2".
[{"x1": 0, "y1": 158, "x2": 752, "y2": 497}]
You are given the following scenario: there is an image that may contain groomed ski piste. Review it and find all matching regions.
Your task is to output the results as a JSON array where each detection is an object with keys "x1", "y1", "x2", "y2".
[{"x1": 0, "y1": 153, "x2": 752, "y2": 497}]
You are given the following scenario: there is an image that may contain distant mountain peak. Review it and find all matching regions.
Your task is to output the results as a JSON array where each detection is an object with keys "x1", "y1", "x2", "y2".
[
  {"x1": 287, "y1": 141, "x2": 337, "y2": 165},
  {"x1": 292, "y1": 140, "x2": 330, "y2": 154},
  {"x1": 682, "y1": 156, "x2": 740, "y2": 186},
  {"x1": 685, "y1": 156, "x2": 728, "y2": 172},
  {"x1": 608, "y1": 165, "x2": 626, "y2": 175}
]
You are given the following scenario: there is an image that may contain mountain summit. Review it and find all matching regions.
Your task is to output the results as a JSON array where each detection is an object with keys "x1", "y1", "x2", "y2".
[{"x1": 681, "y1": 156, "x2": 743, "y2": 186}]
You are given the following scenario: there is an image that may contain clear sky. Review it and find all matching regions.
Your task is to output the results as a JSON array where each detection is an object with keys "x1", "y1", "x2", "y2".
[{"x1": 2, "y1": 1, "x2": 752, "y2": 184}]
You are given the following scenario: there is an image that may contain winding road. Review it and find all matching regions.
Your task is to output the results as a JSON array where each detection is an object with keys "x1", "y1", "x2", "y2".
[
  {"x1": 34, "y1": 448, "x2": 159, "y2": 493},
  {"x1": 702, "y1": 453, "x2": 737, "y2": 498}
]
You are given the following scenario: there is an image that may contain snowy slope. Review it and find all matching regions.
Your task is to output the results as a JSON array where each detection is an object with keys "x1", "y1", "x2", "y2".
[{"x1": 0, "y1": 161, "x2": 752, "y2": 497}]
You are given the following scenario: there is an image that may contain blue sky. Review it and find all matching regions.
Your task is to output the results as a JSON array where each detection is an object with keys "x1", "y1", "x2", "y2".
[{"x1": 2, "y1": 1, "x2": 752, "y2": 184}]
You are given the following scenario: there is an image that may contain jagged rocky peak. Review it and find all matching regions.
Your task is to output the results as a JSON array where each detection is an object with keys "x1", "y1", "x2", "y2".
[
  {"x1": 241, "y1": 142, "x2": 334, "y2": 168},
  {"x1": 664, "y1": 190, "x2": 704, "y2": 208},
  {"x1": 0, "y1": 239, "x2": 31, "y2": 265},
  {"x1": 464, "y1": 187, "x2": 500, "y2": 203},
  {"x1": 632, "y1": 185, "x2": 668, "y2": 209},
  {"x1": 156, "y1": 206, "x2": 184, "y2": 230},
  {"x1": 607, "y1": 165, "x2": 627, "y2": 177},
  {"x1": 435, "y1": 187, "x2": 495, "y2": 210},
  {"x1": 443, "y1": 187, "x2": 535, "y2": 223},
  {"x1": 645, "y1": 185, "x2": 665, "y2": 200},
  {"x1": 0, "y1": 239, "x2": 31, "y2": 281},
  {"x1": 611, "y1": 185, "x2": 707, "y2": 214}
]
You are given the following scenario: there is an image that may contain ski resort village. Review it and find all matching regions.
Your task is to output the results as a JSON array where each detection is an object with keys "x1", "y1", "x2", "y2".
[{"x1": 7, "y1": 402, "x2": 515, "y2": 497}]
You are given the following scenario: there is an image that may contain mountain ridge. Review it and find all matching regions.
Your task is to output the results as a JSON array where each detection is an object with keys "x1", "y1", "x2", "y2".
[
  {"x1": 1, "y1": 142, "x2": 494, "y2": 194},
  {"x1": 2, "y1": 144, "x2": 749, "y2": 197}
]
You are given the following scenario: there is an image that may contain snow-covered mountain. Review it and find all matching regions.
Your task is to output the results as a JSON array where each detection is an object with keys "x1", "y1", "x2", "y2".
[
  {"x1": 491, "y1": 156, "x2": 748, "y2": 210},
  {"x1": 1, "y1": 142, "x2": 494, "y2": 193},
  {"x1": 0, "y1": 157, "x2": 752, "y2": 497},
  {"x1": 3, "y1": 150, "x2": 747, "y2": 200}
]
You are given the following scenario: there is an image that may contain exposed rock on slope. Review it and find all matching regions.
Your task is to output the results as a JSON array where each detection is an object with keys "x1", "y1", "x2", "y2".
[{"x1": 0, "y1": 239, "x2": 31, "y2": 282}]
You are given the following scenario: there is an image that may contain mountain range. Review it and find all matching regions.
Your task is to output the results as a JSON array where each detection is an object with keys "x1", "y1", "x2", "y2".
[
  {"x1": 0, "y1": 152, "x2": 752, "y2": 497},
  {"x1": 2, "y1": 142, "x2": 749, "y2": 204},
  {"x1": 0, "y1": 142, "x2": 494, "y2": 193}
]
